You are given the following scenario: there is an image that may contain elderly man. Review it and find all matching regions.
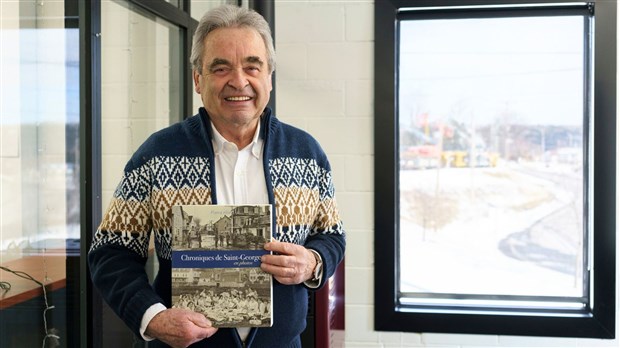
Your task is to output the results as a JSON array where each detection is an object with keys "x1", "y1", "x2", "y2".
[{"x1": 88, "y1": 4, "x2": 345, "y2": 348}]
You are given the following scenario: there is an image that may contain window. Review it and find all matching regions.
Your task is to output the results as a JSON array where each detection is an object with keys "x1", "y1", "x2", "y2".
[
  {"x1": 0, "y1": 0, "x2": 81, "y2": 346},
  {"x1": 97, "y1": 0, "x2": 185, "y2": 345},
  {"x1": 374, "y1": 0, "x2": 616, "y2": 338}
]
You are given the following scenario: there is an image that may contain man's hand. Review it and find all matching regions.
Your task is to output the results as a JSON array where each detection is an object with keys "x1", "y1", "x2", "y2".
[
  {"x1": 145, "y1": 308, "x2": 218, "y2": 348},
  {"x1": 260, "y1": 241, "x2": 316, "y2": 285}
]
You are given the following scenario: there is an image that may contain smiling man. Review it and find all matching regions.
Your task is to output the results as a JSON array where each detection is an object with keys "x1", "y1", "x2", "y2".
[
  {"x1": 194, "y1": 25, "x2": 272, "y2": 148},
  {"x1": 88, "y1": 5, "x2": 346, "y2": 348}
]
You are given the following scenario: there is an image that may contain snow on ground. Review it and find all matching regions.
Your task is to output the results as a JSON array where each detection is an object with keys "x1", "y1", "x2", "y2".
[{"x1": 398, "y1": 162, "x2": 583, "y2": 298}]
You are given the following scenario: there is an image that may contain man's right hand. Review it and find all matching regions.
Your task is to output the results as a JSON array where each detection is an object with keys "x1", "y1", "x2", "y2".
[{"x1": 145, "y1": 308, "x2": 218, "y2": 348}]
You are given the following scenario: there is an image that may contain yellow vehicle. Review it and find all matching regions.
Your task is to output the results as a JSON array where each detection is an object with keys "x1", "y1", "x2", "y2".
[
  {"x1": 400, "y1": 120, "x2": 498, "y2": 170},
  {"x1": 441, "y1": 150, "x2": 498, "y2": 168}
]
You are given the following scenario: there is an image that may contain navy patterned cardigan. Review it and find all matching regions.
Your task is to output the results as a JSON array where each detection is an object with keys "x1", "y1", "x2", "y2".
[{"x1": 88, "y1": 107, "x2": 346, "y2": 348}]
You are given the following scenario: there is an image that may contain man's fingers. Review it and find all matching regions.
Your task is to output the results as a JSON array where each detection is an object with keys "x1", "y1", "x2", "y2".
[
  {"x1": 146, "y1": 308, "x2": 219, "y2": 347},
  {"x1": 261, "y1": 241, "x2": 317, "y2": 284},
  {"x1": 188, "y1": 313, "x2": 212, "y2": 328},
  {"x1": 264, "y1": 240, "x2": 300, "y2": 255},
  {"x1": 261, "y1": 253, "x2": 293, "y2": 267},
  {"x1": 188, "y1": 314, "x2": 218, "y2": 341}
]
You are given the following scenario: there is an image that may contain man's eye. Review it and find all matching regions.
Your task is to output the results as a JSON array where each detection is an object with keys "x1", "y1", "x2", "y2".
[{"x1": 211, "y1": 67, "x2": 229, "y2": 74}]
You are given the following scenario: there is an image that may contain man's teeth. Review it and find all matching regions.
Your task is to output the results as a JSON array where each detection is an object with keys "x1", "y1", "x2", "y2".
[{"x1": 226, "y1": 96, "x2": 251, "y2": 101}]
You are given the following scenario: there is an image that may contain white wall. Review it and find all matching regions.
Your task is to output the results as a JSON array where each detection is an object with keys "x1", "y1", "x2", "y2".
[
  {"x1": 273, "y1": 0, "x2": 619, "y2": 347},
  {"x1": 100, "y1": 1, "x2": 175, "y2": 206}
]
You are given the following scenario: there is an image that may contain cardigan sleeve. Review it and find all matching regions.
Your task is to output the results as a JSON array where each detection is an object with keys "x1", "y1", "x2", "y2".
[
  {"x1": 302, "y1": 157, "x2": 346, "y2": 290},
  {"x1": 88, "y1": 245, "x2": 164, "y2": 337},
  {"x1": 88, "y1": 159, "x2": 164, "y2": 338}
]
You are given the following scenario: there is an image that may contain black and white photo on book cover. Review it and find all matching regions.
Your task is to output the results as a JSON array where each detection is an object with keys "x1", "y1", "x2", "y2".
[{"x1": 171, "y1": 204, "x2": 273, "y2": 328}]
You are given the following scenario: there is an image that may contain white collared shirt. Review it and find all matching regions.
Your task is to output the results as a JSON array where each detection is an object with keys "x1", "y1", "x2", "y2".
[
  {"x1": 211, "y1": 121, "x2": 268, "y2": 206},
  {"x1": 211, "y1": 122, "x2": 268, "y2": 342}
]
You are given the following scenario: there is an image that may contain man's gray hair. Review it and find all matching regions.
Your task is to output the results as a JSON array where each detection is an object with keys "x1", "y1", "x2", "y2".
[{"x1": 190, "y1": 5, "x2": 276, "y2": 74}]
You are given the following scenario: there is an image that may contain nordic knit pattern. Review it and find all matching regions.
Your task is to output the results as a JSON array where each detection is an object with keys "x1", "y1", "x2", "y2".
[
  {"x1": 91, "y1": 156, "x2": 213, "y2": 260},
  {"x1": 88, "y1": 107, "x2": 346, "y2": 348}
]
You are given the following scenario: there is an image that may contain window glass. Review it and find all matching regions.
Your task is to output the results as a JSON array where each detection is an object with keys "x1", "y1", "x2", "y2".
[
  {"x1": 0, "y1": 0, "x2": 79, "y2": 346},
  {"x1": 100, "y1": 0, "x2": 182, "y2": 344},
  {"x1": 399, "y1": 15, "x2": 587, "y2": 300},
  {"x1": 164, "y1": 0, "x2": 181, "y2": 8}
]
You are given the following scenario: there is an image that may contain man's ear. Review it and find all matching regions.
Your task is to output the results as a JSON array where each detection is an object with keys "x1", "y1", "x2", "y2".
[{"x1": 193, "y1": 70, "x2": 201, "y2": 94}]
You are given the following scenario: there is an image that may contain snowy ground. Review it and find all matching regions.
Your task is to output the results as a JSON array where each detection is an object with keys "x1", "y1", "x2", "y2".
[{"x1": 399, "y1": 160, "x2": 584, "y2": 298}]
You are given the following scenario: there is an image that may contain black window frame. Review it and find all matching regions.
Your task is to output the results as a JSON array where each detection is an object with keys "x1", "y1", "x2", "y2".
[{"x1": 374, "y1": 0, "x2": 616, "y2": 338}]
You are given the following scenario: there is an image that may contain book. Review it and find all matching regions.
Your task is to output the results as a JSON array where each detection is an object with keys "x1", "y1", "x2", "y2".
[{"x1": 171, "y1": 204, "x2": 273, "y2": 328}]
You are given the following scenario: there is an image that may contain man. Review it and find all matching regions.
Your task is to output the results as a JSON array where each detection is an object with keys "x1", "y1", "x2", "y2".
[{"x1": 88, "y1": 4, "x2": 346, "y2": 348}]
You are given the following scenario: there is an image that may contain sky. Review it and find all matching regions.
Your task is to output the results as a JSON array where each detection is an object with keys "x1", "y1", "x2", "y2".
[{"x1": 399, "y1": 15, "x2": 586, "y2": 128}]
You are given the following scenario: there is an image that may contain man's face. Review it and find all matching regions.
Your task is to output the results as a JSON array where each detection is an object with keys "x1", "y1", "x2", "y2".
[{"x1": 193, "y1": 27, "x2": 273, "y2": 131}]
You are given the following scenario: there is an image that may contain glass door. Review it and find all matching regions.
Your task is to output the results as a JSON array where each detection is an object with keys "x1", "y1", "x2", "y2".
[{"x1": 98, "y1": 0, "x2": 183, "y2": 345}]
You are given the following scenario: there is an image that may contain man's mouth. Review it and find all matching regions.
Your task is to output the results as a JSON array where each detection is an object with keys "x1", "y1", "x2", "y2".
[{"x1": 225, "y1": 96, "x2": 252, "y2": 101}]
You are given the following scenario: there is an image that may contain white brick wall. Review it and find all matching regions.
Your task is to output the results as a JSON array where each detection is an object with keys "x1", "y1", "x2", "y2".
[
  {"x1": 100, "y1": 1, "x2": 175, "y2": 206},
  {"x1": 273, "y1": 1, "x2": 620, "y2": 347}
]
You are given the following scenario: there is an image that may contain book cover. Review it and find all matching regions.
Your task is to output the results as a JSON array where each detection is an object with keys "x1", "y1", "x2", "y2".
[{"x1": 171, "y1": 204, "x2": 273, "y2": 328}]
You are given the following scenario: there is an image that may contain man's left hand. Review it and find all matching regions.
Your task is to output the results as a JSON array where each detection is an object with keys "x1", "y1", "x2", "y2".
[{"x1": 260, "y1": 241, "x2": 316, "y2": 285}]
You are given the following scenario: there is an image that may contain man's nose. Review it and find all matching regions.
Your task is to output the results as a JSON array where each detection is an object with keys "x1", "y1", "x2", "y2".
[{"x1": 227, "y1": 68, "x2": 249, "y2": 90}]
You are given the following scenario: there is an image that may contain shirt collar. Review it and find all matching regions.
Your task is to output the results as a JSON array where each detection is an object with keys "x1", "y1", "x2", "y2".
[{"x1": 211, "y1": 121, "x2": 263, "y2": 159}]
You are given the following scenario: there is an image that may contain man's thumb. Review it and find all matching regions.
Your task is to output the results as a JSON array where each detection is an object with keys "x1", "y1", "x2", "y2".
[{"x1": 189, "y1": 313, "x2": 212, "y2": 328}]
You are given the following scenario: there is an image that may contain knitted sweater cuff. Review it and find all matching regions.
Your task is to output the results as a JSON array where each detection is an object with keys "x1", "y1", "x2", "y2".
[{"x1": 123, "y1": 287, "x2": 165, "y2": 337}]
